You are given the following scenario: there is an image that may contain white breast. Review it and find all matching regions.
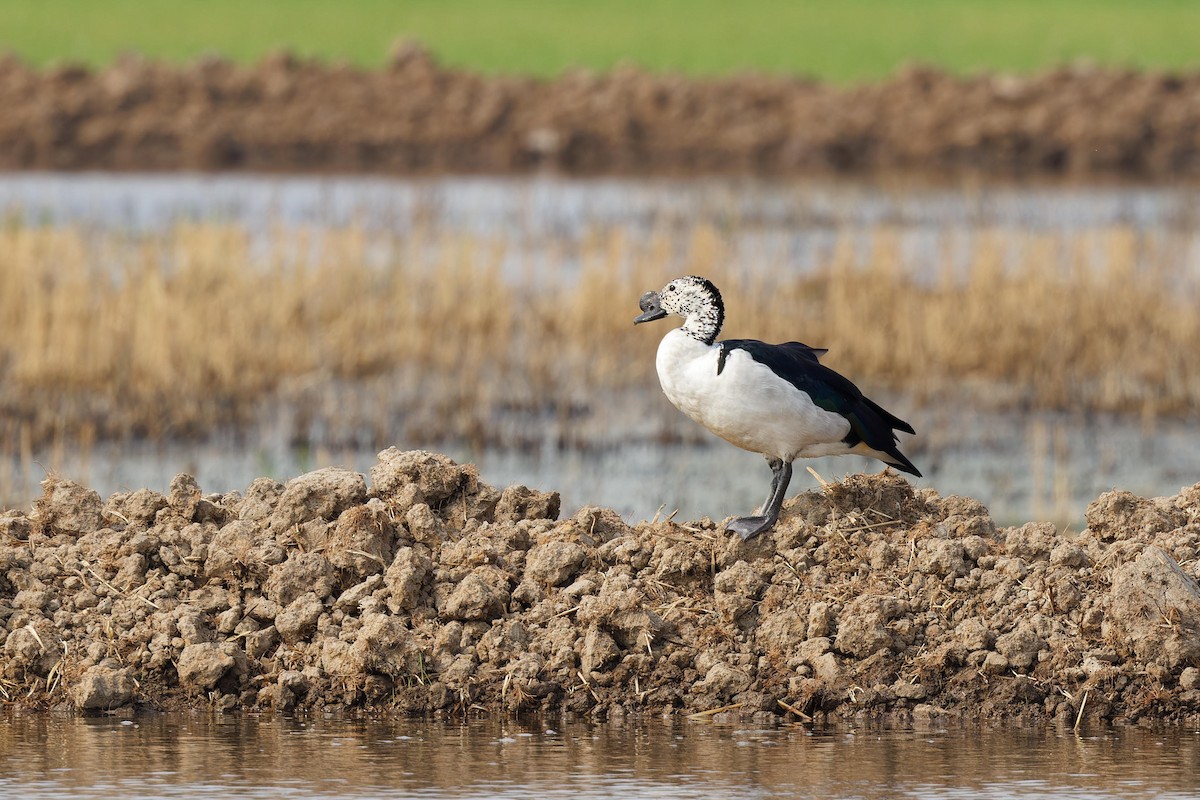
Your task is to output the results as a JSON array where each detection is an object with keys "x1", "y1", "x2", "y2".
[{"x1": 655, "y1": 329, "x2": 851, "y2": 460}]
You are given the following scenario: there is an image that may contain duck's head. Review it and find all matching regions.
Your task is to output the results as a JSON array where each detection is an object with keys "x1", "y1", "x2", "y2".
[{"x1": 634, "y1": 276, "x2": 724, "y2": 344}]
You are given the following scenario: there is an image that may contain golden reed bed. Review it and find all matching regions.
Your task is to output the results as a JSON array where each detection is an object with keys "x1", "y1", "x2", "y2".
[{"x1": 0, "y1": 221, "x2": 1196, "y2": 465}]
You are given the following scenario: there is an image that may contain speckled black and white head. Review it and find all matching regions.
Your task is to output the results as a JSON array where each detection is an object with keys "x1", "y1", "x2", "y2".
[{"x1": 633, "y1": 276, "x2": 725, "y2": 345}]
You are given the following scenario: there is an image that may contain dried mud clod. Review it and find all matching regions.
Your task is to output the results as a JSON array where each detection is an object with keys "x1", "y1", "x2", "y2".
[{"x1": 1, "y1": 453, "x2": 1199, "y2": 727}]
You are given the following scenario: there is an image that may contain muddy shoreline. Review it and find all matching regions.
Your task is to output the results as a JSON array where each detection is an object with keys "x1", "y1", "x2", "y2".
[
  {"x1": 3, "y1": 46, "x2": 1200, "y2": 180},
  {"x1": 2, "y1": 448, "x2": 1199, "y2": 726}
]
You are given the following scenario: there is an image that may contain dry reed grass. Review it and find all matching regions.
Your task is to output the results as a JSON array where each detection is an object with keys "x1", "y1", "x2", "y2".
[
  {"x1": 0, "y1": 220, "x2": 1196, "y2": 465},
  {"x1": 731, "y1": 225, "x2": 1200, "y2": 416}
]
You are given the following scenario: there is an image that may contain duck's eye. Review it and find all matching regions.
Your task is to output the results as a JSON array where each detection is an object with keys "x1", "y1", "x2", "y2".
[{"x1": 667, "y1": 283, "x2": 676, "y2": 292}]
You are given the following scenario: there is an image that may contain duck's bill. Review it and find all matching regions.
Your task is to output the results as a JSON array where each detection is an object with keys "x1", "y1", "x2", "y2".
[
  {"x1": 634, "y1": 292, "x2": 667, "y2": 324},
  {"x1": 634, "y1": 307, "x2": 667, "y2": 324}
]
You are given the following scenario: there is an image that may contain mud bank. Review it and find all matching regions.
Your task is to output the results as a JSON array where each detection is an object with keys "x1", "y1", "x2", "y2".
[
  {"x1": 3, "y1": 449, "x2": 1200, "y2": 726},
  {"x1": 2, "y1": 46, "x2": 1200, "y2": 179}
]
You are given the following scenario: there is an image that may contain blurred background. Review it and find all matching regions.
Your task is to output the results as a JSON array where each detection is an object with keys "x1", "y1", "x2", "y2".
[{"x1": 1, "y1": 1, "x2": 1198, "y2": 526}]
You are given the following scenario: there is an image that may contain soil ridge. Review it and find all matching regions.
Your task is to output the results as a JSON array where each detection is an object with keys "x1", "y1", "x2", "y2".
[
  {"x1": 2, "y1": 448, "x2": 1199, "y2": 726},
  {"x1": 3, "y1": 49, "x2": 1199, "y2": 179}
]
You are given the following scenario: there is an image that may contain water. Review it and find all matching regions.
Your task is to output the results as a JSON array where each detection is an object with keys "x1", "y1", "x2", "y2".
[
  {"x1": 4, "y1": 172, "x2": 1199, "y2": 236},
  {"x1": 3, "y1": 172, "x2": 1199, "y2": 281},
  {"x1": 11, "y1": 407, "x2": 1200, "y2": 528},
  {"x1": 1, "y1": 715, "x2": 1198, "y2": 799}
]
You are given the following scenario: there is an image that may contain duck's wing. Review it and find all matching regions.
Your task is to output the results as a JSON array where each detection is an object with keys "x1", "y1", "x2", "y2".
[
  {"x1": 718, "y1": 339, "x2": 826, "y2": 374},
  {"x1": 719, "y1": 338, "x2": 920, "y2": 476}
]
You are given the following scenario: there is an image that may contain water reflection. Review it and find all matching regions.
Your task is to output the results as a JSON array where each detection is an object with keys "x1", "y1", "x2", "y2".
[{"x1": 1, "y1": 714, "x2": 1198, "y2": 800}]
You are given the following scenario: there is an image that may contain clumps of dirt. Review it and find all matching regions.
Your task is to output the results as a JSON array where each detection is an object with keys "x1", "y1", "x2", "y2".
[
  {"x1": 2, "y1": 449, "x2": 1200, "y2": 726},
  {"x1": 1, "y1": 46, "x2": 1199, "y2": 179}
]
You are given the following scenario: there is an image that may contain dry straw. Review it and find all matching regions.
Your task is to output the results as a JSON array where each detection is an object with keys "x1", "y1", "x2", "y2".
[{"x1": 0, "y1": 219, "x2": 1196, "y2": 480}]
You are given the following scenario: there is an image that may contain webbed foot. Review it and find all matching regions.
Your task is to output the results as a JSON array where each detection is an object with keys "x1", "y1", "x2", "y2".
[{"x1": 725, "y1": 515, "x2": 775, "y2": 540}]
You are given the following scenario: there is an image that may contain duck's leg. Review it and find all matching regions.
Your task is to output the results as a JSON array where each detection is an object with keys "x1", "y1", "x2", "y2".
[
  {"x1": 725, "y1": 458, "x2": 793, "y2": 540},
  {"x1": 753, "y1": 457, "x2": 787, "y2": 516}
]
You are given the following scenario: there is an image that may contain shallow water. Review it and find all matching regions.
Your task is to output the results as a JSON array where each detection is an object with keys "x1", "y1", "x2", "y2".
[
  {"x1": 2, "y1": 715, "x2": 1198, "y2": 800},
  {"x1": 3, "y1": 172, "x2": 1200, "y2": 281},
  {"x1": 8, "y1": 406, "x2": 1199, "y2": 528},
  {"x1": 4, "y1": 172, "x2": 1200, "y2": 235}
]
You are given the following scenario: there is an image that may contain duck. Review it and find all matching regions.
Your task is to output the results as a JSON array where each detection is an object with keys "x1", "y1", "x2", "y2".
[{"x1": 634, "y1": 275, "x2": 920, "y2": 540}]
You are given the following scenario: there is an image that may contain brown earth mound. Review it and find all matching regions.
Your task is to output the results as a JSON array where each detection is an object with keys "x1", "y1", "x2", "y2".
[
  {"x1": 2, "y1": 449, "x2": 1200, "y2": 726},
  {"x1": 2, "y1": 45, "x2": 1199, "y2": 179}
]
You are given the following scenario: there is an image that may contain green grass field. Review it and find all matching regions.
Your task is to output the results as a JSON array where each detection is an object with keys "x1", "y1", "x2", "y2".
[{"x1": 1, "y1": 0, "x2": 1197, "y2": 82}]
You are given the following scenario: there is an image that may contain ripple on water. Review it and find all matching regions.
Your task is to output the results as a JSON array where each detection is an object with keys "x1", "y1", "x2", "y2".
[{"x1": 2, "y1": 715, "x2": 1199, "y2": 800}]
